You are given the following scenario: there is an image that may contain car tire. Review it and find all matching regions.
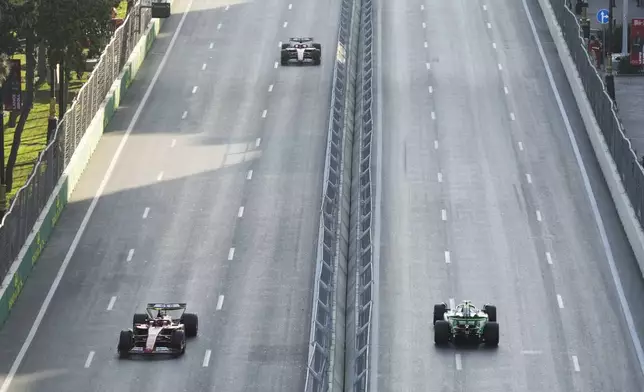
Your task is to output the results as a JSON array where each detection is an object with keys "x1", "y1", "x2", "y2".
[
  {"x1": 434, "y1": 320, "x2": 450, "y2": 345},
  {"x1": 313, "y1": 43, "x2": 321, "y2": 50},
  {"x1": 133, "y1": 313, "x2": 147, "y2": 326},
  {"x1": 171, "y1": 330, "x2": 186, "y2": 356},
  {"x1": 483, "y1": 304, "x2": 497, "y2": 322},
  {"x1": 433, "y1": 303, "x2": 447, "y2": 325},
  {"x1": 281, "y1": 44, "x2": 289, "y2": 50},
  {"x1": 181, "y1": 313, "x2": 199, "y2": 337},
  {"x1": 483, "y1": 321, "x2": 499, "y2": 347},
  {"x1": 118, "y1": 330, "x2": 133, "y2": 359}
]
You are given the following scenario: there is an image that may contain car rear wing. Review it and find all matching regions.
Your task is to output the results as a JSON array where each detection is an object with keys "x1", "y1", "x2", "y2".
[
  {"x1": 289, "y1": 37, "x2": 314, "y2": 43},
  {"x1": 146, "y1": 303, "x2": 187, "y2": 310}
]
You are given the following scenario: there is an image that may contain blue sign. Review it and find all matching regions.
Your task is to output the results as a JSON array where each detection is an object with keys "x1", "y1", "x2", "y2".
[{"x1": 597, "y1": 9, "x2": 609, "y2": 24}]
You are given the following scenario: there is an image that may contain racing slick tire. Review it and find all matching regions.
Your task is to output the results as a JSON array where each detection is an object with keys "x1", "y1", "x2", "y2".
[
  {"x1": 171, "y1": 330, "x2": 186, "y2": 357},
  {"x1": 433, "y1": 303, "x2": 447, "y2": 325},
  {"x1": 312, "y1": 43, "x2": 321, "y2": 50},
  {"x1": 133, "y1": 313, "x2": 147, "y2": 326},
  {"x1": 281, "y1": 43, "x2": 289, "y2": 50},
  {"x1": 181, "y1": 312, "x2": 199, "y2": 337},
  {"x1": 434, "y1": 320, "x2": 450, "y2": 345},
  {"x1": 483, "y1": 304, "x2": 497, "y2": 322},
  {"x1": 483, "y1": 321, "x2": 499, "y2": 347},
  {"x1": 118, "y1": 330, "x2": 134, "y2": 359}
]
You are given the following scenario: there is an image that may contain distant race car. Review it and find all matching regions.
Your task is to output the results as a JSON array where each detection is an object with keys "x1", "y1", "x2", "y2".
[
  {"x1": 280, "y1": 37, "x2": 322, "y2": 66},
  {"x1": 433, "y1": 300, "x2": 499, "y2": 347},
  {"x1": 117, "y1": 303, "x2": 198, "y2": 358}
]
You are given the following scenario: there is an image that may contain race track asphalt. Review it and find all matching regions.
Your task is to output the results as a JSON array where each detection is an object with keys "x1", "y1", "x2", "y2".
[
  {"x1": 0, "y1": 0, "x2": 340, "y2": 390},
  {"x1": 373, "y1": 0, "x2": 644, "y2": 391}
]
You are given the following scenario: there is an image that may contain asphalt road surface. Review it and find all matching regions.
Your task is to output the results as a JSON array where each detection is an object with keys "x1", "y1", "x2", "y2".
[
  {"x1": 0, "y1": 0, "x2": 339, "y2": 390},
  {"x1": 374, "y1": 0, "x2": 644, "y2": 391}
]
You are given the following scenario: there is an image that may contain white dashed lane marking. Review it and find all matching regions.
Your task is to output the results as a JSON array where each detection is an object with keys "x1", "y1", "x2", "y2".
[
  {"x1": 181, "y1": 111, "x2": 187, "y2": 119},
  {"x1": 557, "y1": 294, "x2": 564, "y2": 309},
  {"x1": 420, "y1": 4, "x2": 424, "y2": 10},
  {"x1": 572, "y1": 355, "x2": 580, "y2": 372},
  {"x1": 203, "y1": 350, "x2": 212, "y2": 367},
  {"x1": 546, "y1": 252, "x2": 553, "y2": 265},
  {"x1": 192, "y1": 86, "x2": 198, "y2": 94},
  {"x1": 268, "y1": 84, "x2": 274, "y2": 92},
  {"x1": 444, "y1": 251, "x2": 451, "y2": 264},
  {"x1": 434, "y1": 140, "x2": 438, "y2": 149},
  {"x1": 274, "y1": 61, "x2": 279, "y2": 68},
  {"x1": 455, "y1": 354, "x2": 463, "y2": 370},
  {"x1": 209, "y1": 42, "x2": 214, "y2": 49},
  {"x1": 487, "y1": 22, "x2": 492, "y2": 29},
  {"x1": 238, "y1": 206, "x2": 245, "y2": 217},
  {"x1": 483, "y1": 5, "x2": 487, "y2": 11},
  {"x1": 107, "y1": 296, "x2": 117, "y2": 311},
  {"x1": 441, "y1": 209, "x2": 447, "y2": 221},
  {"x1": 536, "y1": 210, "x2": 542, "y2": 222},
  {"x1": 228, "y1": 248, "x2": 235, "y2": 261},
  {"x1": 492, "y1": 42, "x2": 497, "y2": 49},
  {"x1": 217, "y1": 23, "x2": 222, "y2": 30},
  {"x1": 504, "y1": 86, "x2": 509, "y2": 94},
  {"x1": 127, "y1": 249, "x2": 135, "y2": 262},
  {"x1": 424, "y1": 42, "x2": 428, "y2": 48},
  {"x1": 518, "y1": 142, "x2": 524, "y2": 151},
  {"x1": 262, "y1": 109, "x2": 268, "y2": 118},
  {"x1": 157, "y1": 171, "x2": 164, "y2": 181},
  {"x1": 84, "y1": 351, "x2": 95, "y2": 369},
  {"x1": 142, "y1": 207, "x2": 150, "y2": 219},
  {"x1": 431, "y1": 111, "x2": 436, "y2": 120},
  {"x1": 216, "y1": 295, "x2": 225, "y2": 310},
  {"x1": 288, "y1": 3, "x2": 292, "y2": 9},
  {"x1": 521, "y1": 350, "x2": 542, "y2": 355},
  {"x1": 256, "y1": 138, "x2": 261, "y2": 147},
  {"x1": 428, "y1": 86, "x2": 433, "y2": 94},
  {"x1": 283, "y1": 21, "x2": 288, "y2": 28},
  {"x1": 498, "y1": 63, "x2": 503, "y2": 70},
  {"x1": 422, "y1": 22, "x2": 426, "y2": 28},
  {"x1": 426, "y1": 63, "x2": 431, "y2": 70},
  {"x1": 510, "y1": 112, "x2": 516, "y2": 121},
  {"x1": 247, "y1": 170, "x2": 253, "y2": 180},
  {"x1": 202, "y1": 63, "x2": 207, "y2": 71},
  {"x1": 526, "y1": 173, "x2": 532, "y2": 184},
  {"x1": 437, "y1": 172, "x2": 443, "y2": 183}
]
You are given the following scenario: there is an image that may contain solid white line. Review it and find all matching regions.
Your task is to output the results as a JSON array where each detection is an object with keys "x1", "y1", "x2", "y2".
[
  {"x1": 201, "y1": 63, "x2": 207, "y2": 71},
  {"x1": 455, "y1": 354, "x2": 463, "y2": 370},
  {"x1": 217, "y1": 23, "x2": 222, "y2": 30},
  {"x1": 504, "y1": 86, "x2": 509, "y2": 94},
  {"x1": 510, "y1": 112, "x2": 516, "y2": 121},
  {"x1": 203, "y1": 350, "x2": 212, "y2": 367},
  {"x1": 126, "y1": 249, "x2": 134, "y2": 262},
  {"x1": 157, "y1": 171, "x2": 164, "y2": 181},
  {"x1": 283, "y1": 21, "x2": 288, "y2": 28},
  {"x1": 441, "y1": 209, "x2": 447, "y2": 221},
  {"x1": 0, "y1": 2, "x2": 197, "y2": 387},
  {"x1": 437, "y1": 172, "x2": 443, "y2": 183},
  {"x1": 444, "y1": 251, "x2": 451, "y2": 264},
  {"x1": 246, "y1": 170, "x2": 253, "y2": 180},
  {"x1": 288, "y1": 3, "x2": 292, "y2": 9},
  {"x1": 170, "y1": 139, "x2": 176, "y2": 148},
  {"x1": 518, "y1": 142, "x2": 524, "y2": 151},
  {"x1": 238, "y1": 206, "x2": 244, "y2": 217},
  {"x1": 422, "y1": 22, "x2": 426, "y2": 28},
  {"x1": 522, "y1": 0, "x2": 644, "y2": 374},
  {"x1": 262, "y1": 109, "x2": 267, "y2": 118},
  {"x1": 142, "y1": 207, "x2": 150, "y2": 219},
  {"x1": 426, "y1": 62, "x2": 431, "y2": 70},
  {"x1": 228, "y1": 248, "x2": 235, "y2": 260},
  {"x1": 268, "y1": 84, "x2": 274, "y2": 92},
  {"x1": 216, "y1": 295, "x2": 225, "y2": 310},
  {"x1": 274, "y1": 61, "x2": 279, "y2": 68},
  {"x1": 449, "y1": 298, "x2": 455, "y2": 309},
  {"x1": 107, "y1": 296, "x2": 117, "y2": 311},
  {"x1": 557, "y1": 294, "x2": 564, "y2": 309},
  {"x1": 526, "y1": 173, "x2": 532, "y2": 183},
  {"x1": 492, "y1": 42, "x2": 497, "y2": 49},
  {"x1": 572, "y1": 355, "x2": 580, "y2": 372},
  {"x1": 424, "y1": 42, "x2": 428, "y2": 48},
  {"x1": 255, "y1": 138, "x2": 261, "y2": 147},
  {"x1": 84, "y1": 351, "x2": 95, "y2": 369},
  {"x1": 434, "y1": 140, "x2": 438, "y2": 149},
  {"x1": 536, "y1": 210, "x2": 542, "y2": 221},
  {"x1": 546, "y1": 252, "x2": 553, "y2": 265},
  {"x1": 487, "y1": 22, "x2": 492, "y2": 29},
  {"x1": 192, "y1": 86, "x2": 198, "y2": 94},
  {"x1": 431, "y1": 111, "x2": 436, "y2": 120},
  {"x1": 498, "y1": 63, "x2": 503, "y2": 70},
  {"x1": 209, "y1": 42, "x2": 214, "y2": 49},
  {"x1": 181, "y1": 111, "x2": 187, "y2": 119},
  {"x1": 428, "y1": 86, "x2": 433, "y2": 94}
]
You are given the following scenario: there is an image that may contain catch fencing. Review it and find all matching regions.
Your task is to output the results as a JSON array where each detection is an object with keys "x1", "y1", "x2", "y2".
[
  {"x1": 0, "y1": 1, "x2": 152, "y2": 279},
  {"x1": 551, "y1": 1, "x2": 644, "y2": 225},
  {"x1": 346, "y1": 0, "x2": 374, "y2": 389},
  {"x1": 303, "y1": 0, "x2": 360, "y2": 389}
]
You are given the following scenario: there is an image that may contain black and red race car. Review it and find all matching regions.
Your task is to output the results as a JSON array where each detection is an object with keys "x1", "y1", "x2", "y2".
[{"x1": 117, "y1": 303, "x2": 198, "y2": 358}]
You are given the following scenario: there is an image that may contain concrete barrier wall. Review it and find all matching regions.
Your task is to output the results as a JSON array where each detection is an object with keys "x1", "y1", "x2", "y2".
[
  {"x1": 536, "y1": 0, "x2": 644, "y2": 273},
  {"x1": 0, "y1": 5, "x2": 170, "y2": 328}
]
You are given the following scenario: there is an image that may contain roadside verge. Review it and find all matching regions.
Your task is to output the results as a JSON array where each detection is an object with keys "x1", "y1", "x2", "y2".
[{"x1": 0, "y1": 4, "x2": 173, "y2": 328}]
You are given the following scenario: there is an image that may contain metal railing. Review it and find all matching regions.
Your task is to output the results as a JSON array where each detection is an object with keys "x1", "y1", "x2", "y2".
[
  {"x1": 550, "y1": 0, "x2": 644, "y2": 226},
  {"x1": 0, "y1": 1, "x2": 152, "y2": 278}
]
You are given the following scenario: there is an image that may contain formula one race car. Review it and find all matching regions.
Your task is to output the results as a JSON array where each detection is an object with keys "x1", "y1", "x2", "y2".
[
  {"x1": 433, "y1": 300, "x2": 499, "y2": 347},
  {"x1": 280, "y1": 37, "x2": 322, "y2": 65},
  {"x1": 117, "y1": 303, "x2": 198, "y2": 358}
]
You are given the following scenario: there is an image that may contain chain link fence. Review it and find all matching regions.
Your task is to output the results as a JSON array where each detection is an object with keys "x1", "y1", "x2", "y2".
[
  {"x1": 0, "y1": 1, "x2": 152, "y2": 280},
  {"x1": 550, "y1": 1, "x2": 644, "y2": 228}
]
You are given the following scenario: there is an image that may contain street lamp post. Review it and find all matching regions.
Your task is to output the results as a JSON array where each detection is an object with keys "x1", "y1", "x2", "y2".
[
  {"x1": 623, "y1": 0, "x2": 629, "y2": 56},
  {"x1": 606, "y1": 0, "x2": 616, "y2": 101}
]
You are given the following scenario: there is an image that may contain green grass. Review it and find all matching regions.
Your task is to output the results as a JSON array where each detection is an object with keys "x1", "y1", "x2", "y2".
[{"x1": 2, "y1": 0, "x2": 128, "y2": 206}]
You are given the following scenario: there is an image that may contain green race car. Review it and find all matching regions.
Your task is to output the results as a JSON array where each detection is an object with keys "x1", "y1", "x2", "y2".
[{"x1": 433, "y1": 300, "x2": 499, "y2": 347}]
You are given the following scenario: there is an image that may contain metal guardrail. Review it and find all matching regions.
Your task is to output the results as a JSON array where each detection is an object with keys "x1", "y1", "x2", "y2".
[
  {"x1": 304, "y1": 0, "x2": 360, "y2": 389},
  {"x1": 346, "y1": 0, "x2": 374, "y2": 389},
  {"x1": 551, "y1": 1, "x2": 644, "y2": 226},
  {"x1": 0, "y1": 1, "x2": 151, "y2": 276}
]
